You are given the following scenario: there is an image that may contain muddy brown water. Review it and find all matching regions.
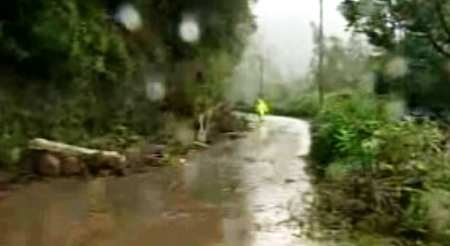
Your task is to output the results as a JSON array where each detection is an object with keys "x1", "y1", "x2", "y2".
[{"x1": 0, "y1": 117, "x2": 314, "y2": 246}]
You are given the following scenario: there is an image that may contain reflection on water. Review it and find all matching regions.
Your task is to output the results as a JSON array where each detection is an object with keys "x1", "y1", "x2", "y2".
[
  {"x1": 0, "y1": 169, "x2": 221, "y2": 246},
  {"x1": 0, "y1": 117, "x2": 314, "y2": 246},
  {"x1": 185, "y1": 116, "x2": 314, "y2": 246},
  {"x1": 185, "y1": 130, "x2": 311, "y2": 246}
]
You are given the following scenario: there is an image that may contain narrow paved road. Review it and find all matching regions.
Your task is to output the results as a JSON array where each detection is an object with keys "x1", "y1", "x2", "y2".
[
  {"x1": 0, "y1": 115, "x2": 316, "y2": 246},
  {"x1": 185, "y1": 114, "x2": 315, "y2": 246}
]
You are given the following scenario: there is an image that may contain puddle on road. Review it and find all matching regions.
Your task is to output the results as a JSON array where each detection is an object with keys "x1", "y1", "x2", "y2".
[
  {"x1": 186, "y1": 129, "x2": 314, "y2": 246},
  {"x1": 0, "y1": 119, "x2": 314, "y2": 246},
  {"x1": 0, "y1": 169, "x2": 222, "y2": 246}
]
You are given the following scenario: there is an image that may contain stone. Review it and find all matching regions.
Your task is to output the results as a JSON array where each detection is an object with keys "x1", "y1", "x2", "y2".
[
  {"x1": 38, "y1": 153, "x2": 61, "y2": 176},
  {"x1": 60, "y1": 156, "x2": 84, "y2": 176},
  {"x1": 88, "y1": 152, "x2": 127, "y2": 176}
]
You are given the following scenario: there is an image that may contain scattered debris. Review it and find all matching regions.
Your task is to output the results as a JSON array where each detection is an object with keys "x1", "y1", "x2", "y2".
[
  {"x1": 193, "y1": 141, "x2": 209, "y2": 148},
  {"x1": 37, "y1": 152, "x2": 61, "y2": 177}
]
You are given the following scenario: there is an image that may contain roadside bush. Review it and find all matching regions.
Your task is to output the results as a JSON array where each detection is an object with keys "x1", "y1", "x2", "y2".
[
  {"x1": 0, "y1": 62, "x2": 165, "y2": 169},
  {"x1": 312, "y1": 93, "x2": 388, "y2": 171},
  {"x1": 310, "y1": 93, "x2": 450, "y2": 245},
  {"x1": 271, "y1": 93, "x2": 321, "y2": 119}
]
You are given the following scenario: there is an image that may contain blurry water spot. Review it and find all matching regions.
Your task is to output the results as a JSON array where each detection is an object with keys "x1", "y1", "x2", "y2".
[
  {"x1": 115, "y1": 4, "x2": 143, "y2": 32},
  {"x1": 179, "y1": 14, "x2": 201, "y2": 43},
  {"x1": 385, "y1": 56, "x2": 409, "y2": 79},
  {"x1": 145, "y1": 73, "x2": 166, "y2": 101},
  {"x1": 146, "y1": 82, "x2": 165, "y2": 101}
]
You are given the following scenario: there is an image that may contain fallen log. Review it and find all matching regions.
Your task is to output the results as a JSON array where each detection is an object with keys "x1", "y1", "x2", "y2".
[
  {"x1": 29, "y1": 138, "x2": 118, "y2": 156},
  {"x1": 28, "y1": 138, "x2": 127, "y2": 176}
]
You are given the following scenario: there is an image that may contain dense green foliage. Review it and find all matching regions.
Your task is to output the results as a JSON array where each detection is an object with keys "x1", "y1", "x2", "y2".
[
  {"x1": 300, "y1": 1, "x2": 450, "y2": 245},
  {"x1": 310, "y1": 93, "x2": 450, "y2": 245},
  {"x1": 340, "y1": 0, "x2": 450, "y2": 54},
  {"x1": 340, "y1": 0, "x2": 450, "y2": 108},
  {"x1": 0, "y1": 0, "x2": 254, "y2": 169},
  {"x1": 269, "y1": 93, "x2": 320, "y2": 119}
]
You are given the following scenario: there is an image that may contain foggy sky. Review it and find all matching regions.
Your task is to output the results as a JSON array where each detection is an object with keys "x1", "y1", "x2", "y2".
[{"x1": 252, "y1": 0, "x2": 349, "y2": 77}]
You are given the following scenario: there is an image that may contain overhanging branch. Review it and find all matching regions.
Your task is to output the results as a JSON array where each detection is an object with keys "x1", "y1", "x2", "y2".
[
  {"x1": 426, "y1": 32, "x2": 450, "y2": 57},
  {"x1": 404, "y1": 25, "x2": 450, "y2": 58}
]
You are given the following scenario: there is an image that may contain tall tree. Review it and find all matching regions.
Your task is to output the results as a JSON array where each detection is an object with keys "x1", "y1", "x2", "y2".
[
  {"x1": 340, "y1": 0, "x2": 450, "y2": 57},
  {"x1": 340, "y1": 0, "x2": 450, "y2": 108}
]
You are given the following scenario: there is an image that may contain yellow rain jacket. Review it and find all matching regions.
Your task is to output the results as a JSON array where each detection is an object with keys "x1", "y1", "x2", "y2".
[{"x1": 255, "y1": 99, "x2": 269, "y2": 117}]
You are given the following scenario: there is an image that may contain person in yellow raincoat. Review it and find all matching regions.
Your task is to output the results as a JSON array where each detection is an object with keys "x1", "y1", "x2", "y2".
[{"x1": 255, "y1": 98, "x2": 269, "y2": 121}]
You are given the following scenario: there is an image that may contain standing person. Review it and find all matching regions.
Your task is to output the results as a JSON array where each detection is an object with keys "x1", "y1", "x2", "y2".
[{"x1": 255, "y1": 98, "x2": 269, "y2": 122}]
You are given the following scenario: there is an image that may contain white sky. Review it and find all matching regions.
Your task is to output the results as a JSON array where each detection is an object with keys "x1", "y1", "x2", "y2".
[{"x1": 251, "y1": 0, "x2": 349, "y2": 78}]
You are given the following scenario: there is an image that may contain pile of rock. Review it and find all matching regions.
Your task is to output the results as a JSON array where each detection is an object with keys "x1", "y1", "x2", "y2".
[{"x1": 28, "y1": 138, "x2": 128, "y2": 177}]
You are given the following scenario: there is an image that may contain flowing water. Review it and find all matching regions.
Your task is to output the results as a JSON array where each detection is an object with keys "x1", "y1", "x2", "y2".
[{"x1": 0, "y1": 116, "x2": 315, "y2": 246}]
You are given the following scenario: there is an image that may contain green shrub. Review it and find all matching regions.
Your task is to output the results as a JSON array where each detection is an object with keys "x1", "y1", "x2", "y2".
[
  {"x1": 271, "y1": 93, "x2": 321, "y2": 118},
  {"x1": 312, "y1": 93, "x2": 388, "y2": 171},
  {"x1": 311, "y1": 93, "x2": 450, "y2": 245}
]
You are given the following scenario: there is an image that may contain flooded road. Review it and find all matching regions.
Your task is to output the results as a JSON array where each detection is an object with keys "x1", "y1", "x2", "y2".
[{"x1": 0, "y1": 116, "x2": 314, "y2": 246}]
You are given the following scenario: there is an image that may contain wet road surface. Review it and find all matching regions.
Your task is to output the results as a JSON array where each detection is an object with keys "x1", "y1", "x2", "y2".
[{"x1": 0, "y1": 116, "x2": 314, "y2": 246}]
